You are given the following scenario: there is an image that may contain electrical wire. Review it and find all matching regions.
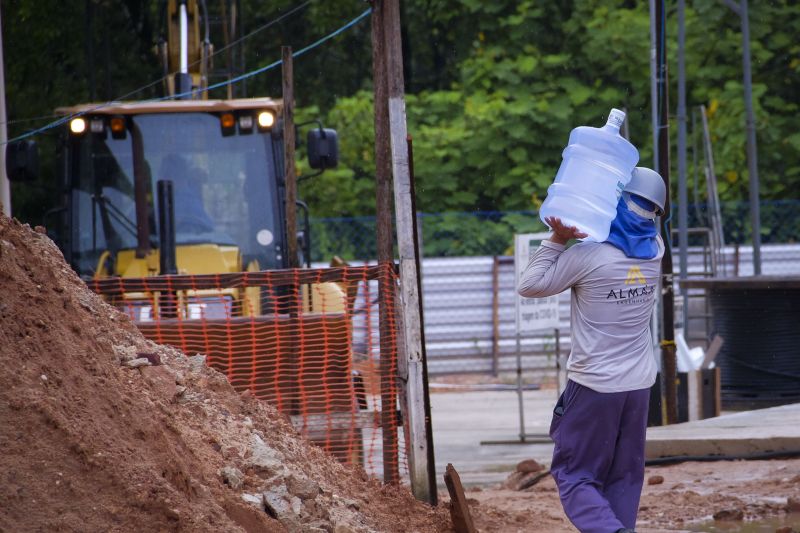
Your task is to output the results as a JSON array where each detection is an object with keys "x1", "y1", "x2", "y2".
[
  {"x1": 204, "y1": 1, "x2": 313, "y2": 69},
  {"x1": 1, "y1": 0, "x2": 314, "y2": 128},
  {"x1": 0, "y1": 75, "x2": 167, "y2": 128},
  {"x1": 2, "y1": 7, "x2": 371, "y2": 146},
  {"x1": 143, "y1": 0, "x2": 315, "y2": 100},
  {"x1": 194, "y1": 8, "x2": 371, "y2": 100},
  {"x1": 2, "y1": 114, "x2": 63, "y2": 126}
]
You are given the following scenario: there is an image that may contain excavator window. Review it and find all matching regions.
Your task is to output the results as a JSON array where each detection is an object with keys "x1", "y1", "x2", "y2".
[{"x1": 66, "y1": 112, "x2": 285, "y2": 277}]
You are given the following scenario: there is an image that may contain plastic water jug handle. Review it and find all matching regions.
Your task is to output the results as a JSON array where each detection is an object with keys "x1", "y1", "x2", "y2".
[{"x1": 605, "y1": 108, "x2": 626, "y2": 132}]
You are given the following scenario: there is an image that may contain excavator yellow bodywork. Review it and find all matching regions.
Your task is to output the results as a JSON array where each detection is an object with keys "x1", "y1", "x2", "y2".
[{"x1": 26, "y1": 0, "x2": 359, "y2": 466}]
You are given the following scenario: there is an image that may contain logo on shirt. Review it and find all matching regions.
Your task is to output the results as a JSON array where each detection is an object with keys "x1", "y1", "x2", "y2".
[
  {"x1": 607, "y1": 266, "x2": 656, "y2": 304},
  {"x1": 624, "y1": 266, "x2": 647, "y2": 285}
]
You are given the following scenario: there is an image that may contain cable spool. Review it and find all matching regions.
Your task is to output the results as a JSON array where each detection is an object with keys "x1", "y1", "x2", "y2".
[{"x1": 708, "y1": 283, "x2": 800, "y2": 408}]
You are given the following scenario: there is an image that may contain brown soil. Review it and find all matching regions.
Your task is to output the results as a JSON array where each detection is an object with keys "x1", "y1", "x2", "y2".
[
  {"x1": 461, "y1": 458, "x2": 800, "y2": 532},
  {"x1": 2, "y1": 212, "x2": 797, "y2": 533},
  {"x1": 0, "y1": 215, "x2": 450, "y2": 533}
]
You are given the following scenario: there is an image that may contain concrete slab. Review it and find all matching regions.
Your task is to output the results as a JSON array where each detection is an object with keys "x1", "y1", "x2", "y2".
[
  {"x1": 430, "y1": 388, "x2": 558, "y2": 487},
  {"x1": 646, "y1": 403, "x2": 800, "y2": 459},
  {"x1": 430, "y1": 386, "x2": 800, "y2": 487}
]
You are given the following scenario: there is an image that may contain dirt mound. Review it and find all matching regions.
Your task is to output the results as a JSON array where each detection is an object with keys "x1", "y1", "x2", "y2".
[{"x1": 0, "y1": 215, "x2": 450, "y2": 533}]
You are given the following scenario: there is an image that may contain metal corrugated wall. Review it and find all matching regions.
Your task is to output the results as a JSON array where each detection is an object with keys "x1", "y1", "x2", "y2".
[
  {"x1": 421, "y1": 244, "x2": 800, "y2": 375},
  {"x1": 320, "y1": 243, "x2": 800, "y2": 376}
]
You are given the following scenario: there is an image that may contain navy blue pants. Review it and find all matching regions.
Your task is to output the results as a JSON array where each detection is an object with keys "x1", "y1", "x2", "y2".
[{"x1": 549, "y1": 380, "x2": 650, "y2": 533}]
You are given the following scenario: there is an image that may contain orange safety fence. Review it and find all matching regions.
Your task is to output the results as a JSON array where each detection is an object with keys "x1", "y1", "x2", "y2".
[{"x1": 90, "y1": 263, "x2": 406, "y2": 482}]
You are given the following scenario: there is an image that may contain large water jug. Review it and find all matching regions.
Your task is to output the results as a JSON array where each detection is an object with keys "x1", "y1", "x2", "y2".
[{"x1": 539, "y1": 108, "x2": 639, "y2": 242}]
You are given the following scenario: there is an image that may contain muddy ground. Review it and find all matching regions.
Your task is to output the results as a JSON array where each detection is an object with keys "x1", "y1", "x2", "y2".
[
  {"x1": 431, "y1": 375, "x2": 800, "y2": 532},
  {"x1": 458, "y1": 457, "x2": 800, "y2": 532}
]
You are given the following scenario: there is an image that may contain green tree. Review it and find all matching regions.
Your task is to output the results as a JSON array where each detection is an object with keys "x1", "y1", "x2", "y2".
[
  {"x1": 299, "y1": 0, "x2": 799, "y2": 220},
  {"x1": 6, "y1": 0, "x2": 799, "y2": 244},
  {"x1": 5, "y1": 0, "x2": 161, "y2": 223}
]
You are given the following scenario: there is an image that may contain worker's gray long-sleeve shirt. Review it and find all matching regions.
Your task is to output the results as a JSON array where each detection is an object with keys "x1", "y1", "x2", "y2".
[{"x1": 518, "y1": 238, "x2": 664, "y2": 393}]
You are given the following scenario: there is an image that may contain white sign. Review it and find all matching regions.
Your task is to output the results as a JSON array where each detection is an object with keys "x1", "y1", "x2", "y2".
[{"x1": 515, "y1": 233, "x2": 561, "y2": 333}]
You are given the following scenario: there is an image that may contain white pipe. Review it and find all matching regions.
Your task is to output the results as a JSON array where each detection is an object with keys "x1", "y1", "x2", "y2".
[{"x1": 179, "y1": 3, "x2": 188, "y2": 74}]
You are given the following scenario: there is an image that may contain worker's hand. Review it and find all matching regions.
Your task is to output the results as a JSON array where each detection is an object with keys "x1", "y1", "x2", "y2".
[{"x1": 544, "y1": 216, "x2": 588, "y2": 245}]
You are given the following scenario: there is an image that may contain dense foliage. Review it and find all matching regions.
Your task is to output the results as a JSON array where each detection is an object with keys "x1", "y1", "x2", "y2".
[
  {"x1": 6, "y1": 0, "x2": 799, "y2": 245},
  {"x1": 297, "y1": 0, "x2": 800, "y2": 219}
]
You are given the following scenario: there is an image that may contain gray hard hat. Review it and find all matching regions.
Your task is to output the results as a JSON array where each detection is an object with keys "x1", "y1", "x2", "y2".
[{"x1": 626, "y1": 167, "x2": 666, "y2": 216}]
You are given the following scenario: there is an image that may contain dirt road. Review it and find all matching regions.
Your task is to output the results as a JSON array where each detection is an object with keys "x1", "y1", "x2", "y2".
[{"x1": 462, "y1": 458, "x2": 800, "y2": 532}]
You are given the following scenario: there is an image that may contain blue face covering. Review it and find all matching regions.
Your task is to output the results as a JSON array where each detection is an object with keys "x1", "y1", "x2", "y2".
[{"x1": 605, "y1": 195, "x2": 659, "y2": 259}]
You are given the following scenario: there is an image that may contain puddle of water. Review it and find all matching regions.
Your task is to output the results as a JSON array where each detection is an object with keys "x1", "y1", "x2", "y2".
[{"x1": 687, "y1": 513, "x2": 800, "y2": 532}]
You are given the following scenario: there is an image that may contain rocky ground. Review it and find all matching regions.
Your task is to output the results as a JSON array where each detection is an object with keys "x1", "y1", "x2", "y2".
[
  {"x1": 458, "y1": 457, "x2": 800, "y2": 532},
  {"x1": 0, "y1": 214, "x2": 450, "y2": 533}
]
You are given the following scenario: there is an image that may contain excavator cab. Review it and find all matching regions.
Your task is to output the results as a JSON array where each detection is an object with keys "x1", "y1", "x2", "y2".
[
  {"x1": 8, "y1": 102, "x2": 339, "y2": 287},
  {"x1": 51, "y1": 101, "x2": 288, "y2": 280}
]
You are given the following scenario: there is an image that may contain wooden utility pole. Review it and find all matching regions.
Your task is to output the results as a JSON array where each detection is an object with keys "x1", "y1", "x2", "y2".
[
  {"x1": 377, "y1": 0, "x2": 435, "y2": 504},
  {"x1": 406, "y1": 133, "x2": 437, "y2": 504},
  {"x1": 371, "y1": 0, "x2": 400, "y2": 485},
  {"x1": 652, "y1": 0, "x2": 678, "y2": 424},
  {"x1": 281, "y1": 46, "x2": 302, "y2": 417},
  {"x1": 282, "y1": 46, "x2": 298, "y2": 269}
]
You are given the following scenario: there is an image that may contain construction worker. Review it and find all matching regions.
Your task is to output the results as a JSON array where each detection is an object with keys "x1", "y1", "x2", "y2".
[
  {"x1": 158, "y1": 153, "x2": 215, "y2": 235},
  {"x1": 518, "y1": 167, "x2": 667, "y2": 533}
]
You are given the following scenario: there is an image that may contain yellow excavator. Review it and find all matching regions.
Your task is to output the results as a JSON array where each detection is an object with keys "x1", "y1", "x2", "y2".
[{"x1": 6, "y1": 0, "x2": 367, "y2": 464}]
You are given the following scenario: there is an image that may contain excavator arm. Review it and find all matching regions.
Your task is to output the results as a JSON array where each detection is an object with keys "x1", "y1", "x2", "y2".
[{"x1": 159, "y1": 0, "x2": 212, "y2": 98}]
